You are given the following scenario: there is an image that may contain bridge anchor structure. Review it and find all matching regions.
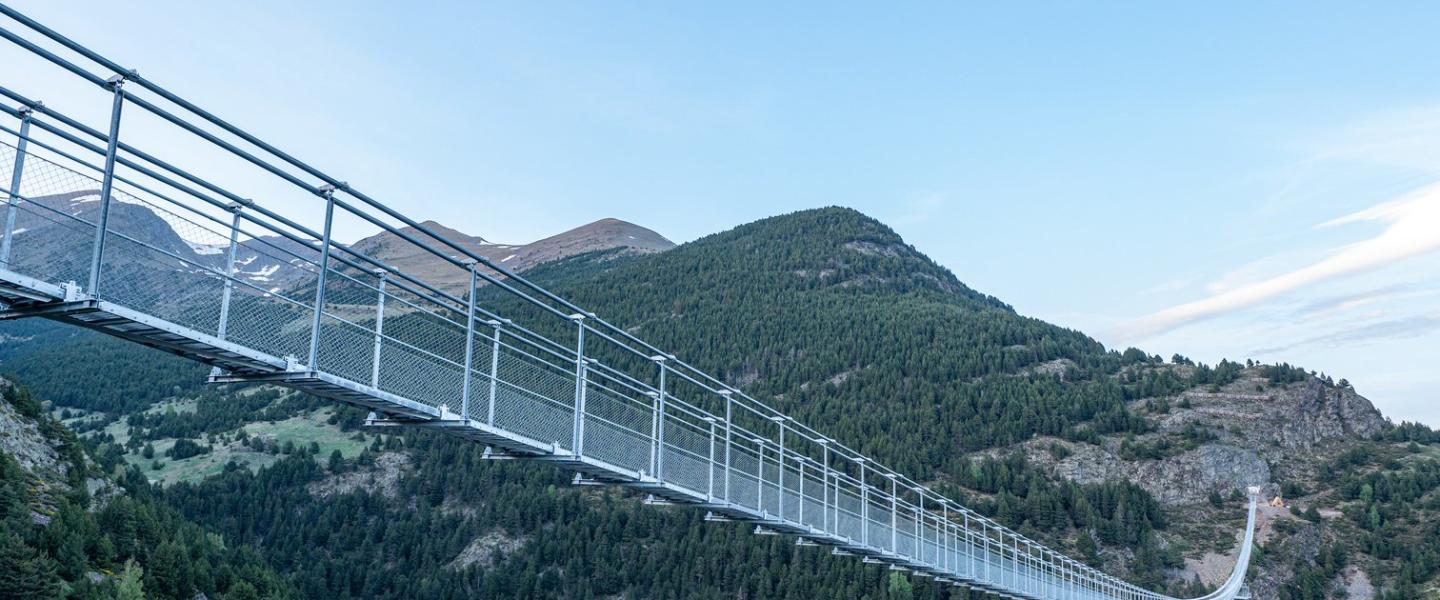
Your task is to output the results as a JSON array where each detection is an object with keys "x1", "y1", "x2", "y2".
[{"x1": 0, "y1": 5, "x2": 1256, "y2": 599}]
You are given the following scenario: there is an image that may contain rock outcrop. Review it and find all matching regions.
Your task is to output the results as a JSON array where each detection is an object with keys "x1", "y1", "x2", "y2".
[
  {"x1": 1026, "y1": 368, "x2": 1388, "y2": 507},
  {"x1": 1042, "y1": 441, "x2": 1271, "y2": 505}
]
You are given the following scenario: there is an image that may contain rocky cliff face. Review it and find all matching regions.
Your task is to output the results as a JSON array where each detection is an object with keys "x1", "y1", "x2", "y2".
[
  {"x1": 0, "y1": 379, "x2": 67, "y2": 482},
  {"x1": 1039, "y1": 441, "x2": 1271, "y2": 506},
  {"x1": 1269, "y1": 379, "x2": 1388, "y2": 449},
  {"x1": 0, "y1": 377, "x2": 122, "y2": 518},
  {"x1": 1025, "y1": 366, "x2": 1388, "y2": 507}
]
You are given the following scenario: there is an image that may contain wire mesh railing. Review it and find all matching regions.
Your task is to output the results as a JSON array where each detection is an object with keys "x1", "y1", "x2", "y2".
[{"x1": 0, "y1": 5, "x2": 1258, "y2": 600}]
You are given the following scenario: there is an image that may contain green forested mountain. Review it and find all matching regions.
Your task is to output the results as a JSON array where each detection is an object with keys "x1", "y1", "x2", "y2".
[
  {"x1": 0, "y1": 378, "x2": 295, "y2": 599},
  {"x1": 1, "y1": 207, "x2": 1436, "y2": 599}
]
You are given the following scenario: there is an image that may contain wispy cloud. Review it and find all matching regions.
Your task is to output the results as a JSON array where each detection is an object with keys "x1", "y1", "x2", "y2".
[
  {"x1": 1252, "y1": 313, "x2": 1440, "y2": 356},
  {"x1": 1114, "y1": 182, "x2": 1440, "y2": 341},
  {"x1": 1294, "y1": 283, "x2": 1440, "y2": 321},
  {"x1": 1319, "y1": 106, "x2": 1440, "y2": 173}
]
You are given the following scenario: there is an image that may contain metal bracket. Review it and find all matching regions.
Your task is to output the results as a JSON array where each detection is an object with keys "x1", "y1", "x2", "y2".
[
  {"x1": 481, "y1": 446, "x2": 516, "y2": 460},
  {"x1": 105, "y1": 70, "x2": 137, "y2": 88},
  {"x1": 60, "y1": 281, "x2": 83, "y2": 302}
]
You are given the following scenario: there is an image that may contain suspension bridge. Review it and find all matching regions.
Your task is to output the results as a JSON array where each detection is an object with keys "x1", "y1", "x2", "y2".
[{"x1": 0, "y1": 5, "x2": 1256, "y2": 599}]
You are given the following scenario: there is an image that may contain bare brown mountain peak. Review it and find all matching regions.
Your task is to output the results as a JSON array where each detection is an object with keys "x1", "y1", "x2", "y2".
[
  {"x1": 349, "y1": 217, "x2": 675, "y2": 292},
  {"x1": 6, "y1": 192, "x2": 673, "y2": 296}
]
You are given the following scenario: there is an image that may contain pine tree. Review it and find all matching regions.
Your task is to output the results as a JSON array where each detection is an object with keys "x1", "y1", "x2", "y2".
[
  {"x1": 114, "y1": 558, "x2": 146, "y2": 600},
  {"x1": 0, "y1": 531, "x2": 62, "y2": 599}
]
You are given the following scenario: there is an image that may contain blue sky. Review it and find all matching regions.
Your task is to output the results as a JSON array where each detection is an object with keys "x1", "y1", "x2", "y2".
[{"x1": 4, "y1": 1, "x2": 1438, "y2": 425}]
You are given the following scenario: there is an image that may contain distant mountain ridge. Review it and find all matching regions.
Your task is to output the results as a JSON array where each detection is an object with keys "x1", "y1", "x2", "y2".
[
  {"x1": 11, "y1": 190, "x2": 675, "y2": 295},
  {"x1": 350, "y1": 217, "x2": 674, "y2": 293}
]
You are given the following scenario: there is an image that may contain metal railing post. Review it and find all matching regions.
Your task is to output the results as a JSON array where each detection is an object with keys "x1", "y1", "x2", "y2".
[
  {"x1": 651, "y1": 356, "x2": 668, "y2": 479},
  {"x1": 647, "y1": 390, "x2": 659, "y2": 477},
  {"x1": 570, "y1": 314, "x2": 587, "y2": 455},
  {"x1": 976, "y1": 519, "x2": 984, "y2": 582},
  {"x1": 950, "y1": 512, "x2": 961, "y2": 572},
  {"x1": 889, "y1": 474, "x2": 898, "y2": 554},
  {"x1": 1048, "y1": 549, "x2": 1059, "y2": 595},
  {"x1": 755, "y1": 437, "x2": 765, "y2": 512},
  {"x1": 1023, "y1": 540, "x2": 1031, "y2": 594},
  {"x1": 721, "y1": 389, "x2": 732, "y2": 500},
  {"x1": 1063, "y1": 558, "x2": 1070, "y2": 600},
  {"x1": 1060, "y1": 554, "x2": 1066, "y2": 599},
  {"x1": 87, "y1": 76, "x2": 127, "y2": 297},
  {"x1": 1019, "y1": 535, "x2": 1031, "y2": 587},
  {"x1": 941, "y1": 501, "x2": 949, "y2": 573},
  {"x1": 370, "y1": 269, "x2": 387, "y2": 388},
  {"x1": 985, "y1": 524, "x2": 994, "y2": 584},
  {"x1": 486, "y1": 319, "x2": 502, "y2": 424},
  {"x1": 1028, "y1": 541, "x2": 1036, "y2": 595},
  {"x1": 818, "y1": 439, "x2": 830, "y2": 534},
  {"x1": 954, "y1": 519, "x2": 962, "y2": 577},
  {"x1": 705, "y1": 417, "x2": 717, "y2": 499},
  {"x1": 997, "y1": 530, "x2": 1006, "y2": 587},
  {"x1": 972, "y1": 517, "x2": 981, "y2": 581},
  {"x1": 773, "y1": 416, "x2": 786, "y2": 520},
  {"x1": 1052, "y1": 551, "x2": 1058, "y2": 597},
  {"x1": 1074, "y1": 558, "x2": 1081, "y2": 600},
  {"x1": 915, "y1": 491, "x2": 924, "y2": 562},
  {"x1": 215, "y1": 202, "x2": 243, "y2": 340},
  {"x1": 459, "y1": 260, "x2": 478, "y2": 421},
  {"x1": 1012, "y1": 534, "x2": 1019, "y2": 589},
  {"x1": 859, "y1": 458, "x2": 868, "y2": 547},
  {"x1": 1008, "y1": 534, "x2": 1016, "y2": 589},
  {"x1": 0, "y1": 106, "x2": 33, "y2": 269},
  {"x1": 306, "y1": 186, "x2": 337, "y2": 370},
  {"x1": 796, "y1": 459, "x2": 805, "y2": 527},
  {"x1": 956, "y1": 520, "x2": 963, "y2": 577}
]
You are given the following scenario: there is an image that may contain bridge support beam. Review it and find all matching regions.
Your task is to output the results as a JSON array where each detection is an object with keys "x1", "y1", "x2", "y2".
[
  {"x1": 460, "y1": 260, "x2": 478, "y2": 421},
  {"x1": 570, "y1": 314, "x2": 587, "y2": 457},
  {"x1": 307, "y1": 186, "x2": 336, "y2": 370},
  {"x1": 721, "y1": 389, "x2": 732, "y2": 502},
  {"x1": 370, "y1": 269, "x2": 388, "y2": 388},
  {"x1": 650, "y1": 355, "x2": 668, "y2": 480},
  {"x1": 486, "y1": 319, "x2": 503, "y2": 424},
  {"x1": 0, "y1": 106, "x2": 32, "y2": 269},
  {"x1": 774, "y1": 415, "x2": 786, "y2": 521},
  {"x1": 215, "y1": 202, "x2": 242, "y2": 341},
  {"x1": 86, "y1": 76, "x2": 126, "y2": 297}
]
